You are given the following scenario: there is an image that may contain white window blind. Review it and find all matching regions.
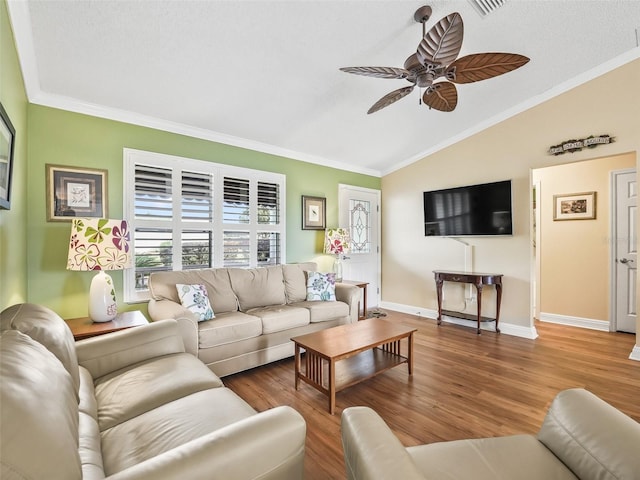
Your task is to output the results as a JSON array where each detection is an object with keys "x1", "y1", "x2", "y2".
[{"x1": 123, "y1": 149, "x2": 286, "y2": 302}]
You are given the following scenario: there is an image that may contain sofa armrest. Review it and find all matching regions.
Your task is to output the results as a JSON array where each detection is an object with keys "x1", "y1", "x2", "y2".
[
  {"x1": 336, "y1": 283, "x2": 360, "y2": 323},
  {"x1": 341, "y1": 406, "x2": 424, "y2": 480},
  {"x1": 106, "y1": 406, "x2": 306, "y2": 480},
  {"x1": 76, "y1": 319, "x2": 185, "y2": 379},
  {"x1": 148, "y1": 299, "x2": 199, "y2": 355}
]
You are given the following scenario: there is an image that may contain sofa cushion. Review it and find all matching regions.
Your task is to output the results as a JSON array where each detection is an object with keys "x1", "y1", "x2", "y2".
[
  {"x1": 93, "y1": 352, "x2": 224, "y2": 431},
  {"x1": 199, "y1": 311, "x2": 263, "y2": 348},
  {"x1": 149, "y1": 268, "x2": 238, "y2": 314},
  {"x1": 0, "y1": 302, "x2": 80, "y2": 396},
  {"x1": 408, "y1": 434, "x2": 578, "y2": 480},
  {"x1": 537, "y1": 388, "x2": 640, "y2": 480},
  {"x1": 306, "y1": 271, "x2": 337, "y2": 301},
  {"x1": 247, "y1": 305, "x2": 310, "y2": 334},
  {"x1": 290, "y1": 300, "x2": 349, "y2": 323},
  {"x1": 100, "y1": 387, "x2": 256, "y2": 476},
  {"x1": 176, "y1": 283, "x2": 215, "y2": 321},
  {"x1": 0, "y1": 330, "x2": 82, "y2": 480},
  {"x1": 283, "y1": 262, "x2": 317, "y2": 303},
  {"x1": 229, "y1": 265, "x2": 287, "y2": 311}
]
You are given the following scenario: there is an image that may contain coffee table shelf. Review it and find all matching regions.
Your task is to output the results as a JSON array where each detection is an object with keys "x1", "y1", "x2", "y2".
[
  {"x1": 330, "y1": 348, "x2": 408, "y2": 391},
  {"x1": 292, "y1": 318, "x2": 416, "y2": 414}
]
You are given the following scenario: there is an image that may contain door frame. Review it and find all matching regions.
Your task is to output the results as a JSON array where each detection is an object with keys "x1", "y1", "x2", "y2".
[
  {"x1": 609, "y1": 167, "x2": 637, "y2": 332},
  {"x1": 338, "y1": 184, "x2": 382, "y2": 308}
]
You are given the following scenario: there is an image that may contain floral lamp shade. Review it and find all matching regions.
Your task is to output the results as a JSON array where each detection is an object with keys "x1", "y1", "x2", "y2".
[
  {"x1": 323, "y1": 228, "x2": 350, "y2": 255},
  {"x1": 67, "y1": 218, "x2": 132, "y2": 271},
  {"x1": 67, "y1": 218, "x2": 132, "y2": 322}
]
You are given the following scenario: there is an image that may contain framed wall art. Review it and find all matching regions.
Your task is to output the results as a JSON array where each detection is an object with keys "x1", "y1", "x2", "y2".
[
  {"x1": 301, "y1": 195, "x2": 326, "y2": 230},
  {"x1": 46, "y1": 164, "x2": 108, "y2": 221},
  {"x1": 0, "y1": 102, "x2": 16, "y2": 210},
  {"x1": 553, "y1": 191, "x2": 596, "y2": 221}
]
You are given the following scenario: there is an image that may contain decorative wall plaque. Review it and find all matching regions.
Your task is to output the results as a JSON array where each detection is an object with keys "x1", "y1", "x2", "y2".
[{"x1": 548, "y1": 135, "x2": 614, "y2": 156}]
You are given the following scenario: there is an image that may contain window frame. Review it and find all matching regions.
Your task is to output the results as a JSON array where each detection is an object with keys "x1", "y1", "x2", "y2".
[{"x1": 123, "y1": 148, "x2": 286, "y2": 303}]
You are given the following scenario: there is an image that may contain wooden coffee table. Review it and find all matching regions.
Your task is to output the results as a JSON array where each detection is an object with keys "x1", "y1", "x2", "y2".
[{"x1": 291, "y1": 318, "x2": 417, "y2": 414}]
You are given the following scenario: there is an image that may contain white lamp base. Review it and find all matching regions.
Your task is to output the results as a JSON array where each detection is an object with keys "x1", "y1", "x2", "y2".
[
  {"x1": 89, "y1": 271, "x2": 117, "y2": 322},
  {"x1": 333, "y1": 256, "x2": 343, "y2": 282}
]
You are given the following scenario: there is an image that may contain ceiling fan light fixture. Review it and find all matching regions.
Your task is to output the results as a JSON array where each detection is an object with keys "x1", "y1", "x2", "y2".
[{"x1": 340, "y1": 4, "x2": 529, "y2": 114}]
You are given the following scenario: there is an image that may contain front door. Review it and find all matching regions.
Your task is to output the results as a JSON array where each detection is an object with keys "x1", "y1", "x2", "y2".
[
  {"x1": 338, "y1": 185, "x2": 381, "y2": 311},
  {"x1": 613, "y1": 169, "x2": 637, "y2": 333}
]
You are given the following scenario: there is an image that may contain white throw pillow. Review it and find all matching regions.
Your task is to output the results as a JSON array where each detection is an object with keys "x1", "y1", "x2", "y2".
[
  {"x1": 306, "y1": 271, "x2": 336, "y2": 301},
  {"x1": 176, "y1": 284, "x2": 215, "y2": 321}
]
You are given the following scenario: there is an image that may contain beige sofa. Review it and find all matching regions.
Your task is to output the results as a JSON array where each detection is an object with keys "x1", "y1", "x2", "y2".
[
  {"x1": 148, "y1": 262, "x2": 360, "y2": 376},
  {"x1": 341, "y1": 388, "x2": 640, "y2": 480},
  {"x1": 0, "y1": 303, "x2": 306, "y2": 480}
]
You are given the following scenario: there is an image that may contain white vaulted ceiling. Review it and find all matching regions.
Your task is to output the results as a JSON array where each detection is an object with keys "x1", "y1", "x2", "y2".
[{"x1": 7, "y1": 0, "x2": 640, "y2": 176}]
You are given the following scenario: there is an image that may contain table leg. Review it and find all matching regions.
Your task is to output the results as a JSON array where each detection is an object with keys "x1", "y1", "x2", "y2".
[
  {"x1": 407, "y1": 333, "x2": 414, "y2": 375},
  {"x1": 475, "y1": 284, "x2": 483, "y2": 334},
  {"x1": 329, "y1": 359, "x2": 336, "y2": 415},
  {"x1": 294, "y1": 343, "x2": 300, "y2": 390},
  {"x1": 361, "y1": 284, "x2": 367, "y2": 320},
  {"x1": 495, "y1": 281, "x2": 502, "y2": 333},
  {"x1": 435, "y1": 277, "x2": 443, "y2": 325}
]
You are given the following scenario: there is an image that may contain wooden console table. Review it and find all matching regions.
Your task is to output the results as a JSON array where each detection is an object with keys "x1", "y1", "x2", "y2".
[{"x1": 433, "y1": 271, "x2": 503, "y2": 334}]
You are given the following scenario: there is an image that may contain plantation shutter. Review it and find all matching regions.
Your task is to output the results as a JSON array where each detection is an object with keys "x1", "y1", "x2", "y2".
[{"x1": 124, "y1": 149, "x2": 286, "y2": 302}]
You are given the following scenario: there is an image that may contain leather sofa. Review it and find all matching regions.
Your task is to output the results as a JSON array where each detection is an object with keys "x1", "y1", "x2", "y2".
[
  {"x1": 0, "y1": 303, "x2": 306, "y2": 480},
  {"x1": 148, "y1": 262, "x2": 360, "y2": 376},
  {"x1": 341, "y1": 388, "x2": 640, "y2": 480}
]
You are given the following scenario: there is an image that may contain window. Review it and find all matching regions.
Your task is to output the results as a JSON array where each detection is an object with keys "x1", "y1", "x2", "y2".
[{"x1": 124, "y1": 149, "x2": 285, "y2": 302}]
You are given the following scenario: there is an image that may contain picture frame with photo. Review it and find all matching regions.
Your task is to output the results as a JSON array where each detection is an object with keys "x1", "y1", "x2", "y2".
[
  {"x1": 46, "y1": 164, "x2": 108, "y2": 221},
  {"x1": 301, "y1": 195, "x2": 326, "y2": 230},
  {"x1": 553, "y1": 191, "x2": 596, "y2": 221},
  {"x1": 0, "y1": 102, "x2": 16, "y2": 210}
]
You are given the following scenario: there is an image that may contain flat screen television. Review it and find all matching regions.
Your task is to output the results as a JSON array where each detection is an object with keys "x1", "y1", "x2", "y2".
[{"x1": 423, "y1": 180, "x2": 513, "y2": 236}]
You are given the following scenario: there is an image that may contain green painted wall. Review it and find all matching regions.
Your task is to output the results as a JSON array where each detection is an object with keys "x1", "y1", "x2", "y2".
[
  {"x1": 27, "y1": 105, "x2": 380, "y2": 318},
  {"x1": 0, "y1": 0, "x2": 28, "y2": 310}
]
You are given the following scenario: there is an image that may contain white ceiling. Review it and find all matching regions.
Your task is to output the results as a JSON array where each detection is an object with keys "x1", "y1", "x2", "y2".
[{"x1": 7, "y1": 1, "x2": 640, "y2": 176}]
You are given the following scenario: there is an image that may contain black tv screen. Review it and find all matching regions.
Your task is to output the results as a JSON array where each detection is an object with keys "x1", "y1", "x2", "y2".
[{"x1": 423, "y1": 180, "x2": 513, "y2": 236}]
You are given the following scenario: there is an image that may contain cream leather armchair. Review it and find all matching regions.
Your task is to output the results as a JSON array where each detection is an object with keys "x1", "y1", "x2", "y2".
[{"x1": 342, "y1": 388, "x2": 640, "y2": 480}]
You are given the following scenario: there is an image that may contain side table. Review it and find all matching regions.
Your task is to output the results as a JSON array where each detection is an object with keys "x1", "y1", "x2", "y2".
[
  {"x1": 65, "y1": 310, "x2": 149, "y2": 341},
  {"x1": 341, "y1": 280, "x2": 369, "y2": 320}
]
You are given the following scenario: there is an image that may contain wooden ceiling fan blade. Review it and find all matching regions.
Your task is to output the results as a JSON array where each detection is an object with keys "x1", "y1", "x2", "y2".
[
  {"x1": 340, "y1": 66, "x2": 410, "y2": 80},
  {"x1": 367, "y1": 85, "x2": 415, "y2": 114},
  {"x1": 422, "y1": 82, "x2": 458, "y2": 112},
  {"x1": 446, "y1": 53, "x2": 530, "y2": 84},
  {"x1": 416, "y1": 12, "x2": 463, "y2": 67}
]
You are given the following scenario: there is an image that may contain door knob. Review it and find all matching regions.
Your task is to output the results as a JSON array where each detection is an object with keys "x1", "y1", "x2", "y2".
[{"x1": 619, "y1": 258, "x2": 633, "y2": 264}]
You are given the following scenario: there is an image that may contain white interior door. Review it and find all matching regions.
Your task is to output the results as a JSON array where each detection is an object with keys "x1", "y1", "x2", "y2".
[
  {"x1": 613, "y1": 169, "x2": 637, "y2": 333},
  {"x1": 338, "y1": 185, "x2": 381, "y2": 310}
]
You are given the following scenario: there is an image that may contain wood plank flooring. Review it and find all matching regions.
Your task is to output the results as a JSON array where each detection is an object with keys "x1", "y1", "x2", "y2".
[{"x1": 224, "y1": 311, "x2": 640, "y2": 479}]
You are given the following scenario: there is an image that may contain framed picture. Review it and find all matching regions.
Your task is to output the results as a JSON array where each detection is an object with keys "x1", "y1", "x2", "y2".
[
  {"x1": 0, "y1": 102, "x2": 16, "y2": 210},
  {"x1": 553, "y1": 191, "x2": 596, "y2": 221},
  {"x1": 302, "y1": 195, "x2": 326, "y2": 230},
  {"x1": 46, "y1": 164, "x2": 108, "y2": 221}
]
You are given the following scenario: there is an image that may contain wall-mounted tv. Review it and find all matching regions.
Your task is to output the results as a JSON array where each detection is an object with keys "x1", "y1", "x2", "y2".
[{"x1": 423, "y1": 180, "x2": 513, "y2": 236}]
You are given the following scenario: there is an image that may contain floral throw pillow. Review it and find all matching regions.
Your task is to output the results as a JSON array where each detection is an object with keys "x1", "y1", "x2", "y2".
[
  {"x1": 306, "y1": 271, "x2": 336, "y2": 302},
  {"x1": 176, "y1": 284, "x2": 215, "y2": 322}
]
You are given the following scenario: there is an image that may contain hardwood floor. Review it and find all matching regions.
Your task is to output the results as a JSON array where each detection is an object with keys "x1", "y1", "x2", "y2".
[{"x1": 224, "y1": 311, "x2": 640, "y2": 479}]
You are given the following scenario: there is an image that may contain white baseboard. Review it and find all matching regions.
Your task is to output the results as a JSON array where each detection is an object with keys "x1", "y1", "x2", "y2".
[
  {"x1": 629, "y1": 345, "x2": 640, "y2": 362},
  {"x1": 539, "y1": 312, "x2": 610, "y2": 332},
  {"x1": 379, "y1": 301, "x2": 538, "y2": 339}
]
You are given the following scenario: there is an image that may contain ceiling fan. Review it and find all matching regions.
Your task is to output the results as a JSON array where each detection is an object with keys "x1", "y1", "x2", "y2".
[{"x1": 340, "y1": 5, "x2": 530, "y2": 114}]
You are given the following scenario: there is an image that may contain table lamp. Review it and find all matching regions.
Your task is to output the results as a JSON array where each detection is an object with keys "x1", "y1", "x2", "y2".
[
  {"x1": 67, "y1": 218, "x2": 132, "y2": 322},
  {"x1": 324, "y1": 228, "x2": 350, "y2": 282}
]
